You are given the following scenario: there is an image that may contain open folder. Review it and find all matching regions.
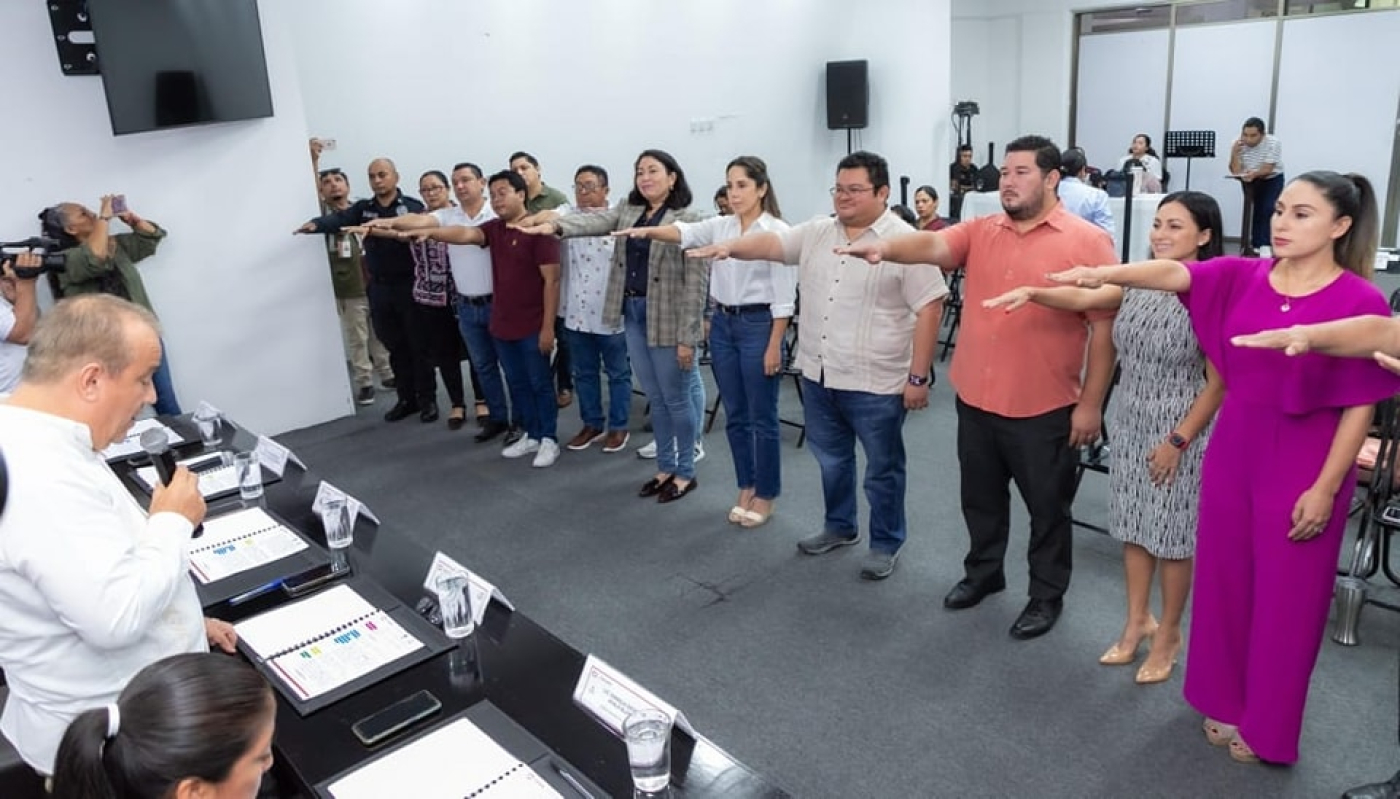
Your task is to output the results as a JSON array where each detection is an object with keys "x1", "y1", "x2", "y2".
[
  {"x1": 234, "y1": 580, "x2": 450, "y2": 715},
  {"x1": 325, "y1": 713, "x2": 563, "y2": 799}
]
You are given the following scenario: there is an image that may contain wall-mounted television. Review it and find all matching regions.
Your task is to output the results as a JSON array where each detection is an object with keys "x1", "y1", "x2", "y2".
[{"x1": 88, "y1": 0, "x2": 274, "y2": 136}]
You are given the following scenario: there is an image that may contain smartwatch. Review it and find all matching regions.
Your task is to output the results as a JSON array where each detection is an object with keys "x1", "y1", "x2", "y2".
[
  {"x1": 1168, "y1": 432, "x2": 1189, "y2": 451},
  {"x1": 907, "y1": 374, "x2": 930, "y2": 387}
]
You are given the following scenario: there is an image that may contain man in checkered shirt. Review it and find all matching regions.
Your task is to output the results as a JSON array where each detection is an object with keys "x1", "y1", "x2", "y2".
[{"x1": 1228, "y1": 116, "x2": 1284, "y2": 255}]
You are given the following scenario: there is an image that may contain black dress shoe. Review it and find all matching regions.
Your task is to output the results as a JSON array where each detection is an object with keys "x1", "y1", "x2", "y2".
[
  {"x1": 1343, "y1": 770, "x2": 1400, "y2": 799},
  {"x1": 419, "y1": 402, "x2": 440, "y2": 423},
  {"x1": 943, "y1": 577, "x2": 1007, "y2": 610},
  {"x1": 474, "y1": 420, "x2": 508, "y2": 443},
  {"x1": 657, "y1": 477, "x2": 698, "y2": 504},
  {"x1": 1010, "y1": 597, "x2": 1064, "y2": 640},
  {"x1": 639, "y1": 475, "x2": 674, "y2": 498},
  {"x1": 383, "y1": 401, "x2": 418, "y2": 422}
]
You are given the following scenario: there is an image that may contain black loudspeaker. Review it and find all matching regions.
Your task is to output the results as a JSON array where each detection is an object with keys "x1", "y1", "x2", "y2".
[{"x1": 826, "y1": 60, "x2": 868, "y2": 130}]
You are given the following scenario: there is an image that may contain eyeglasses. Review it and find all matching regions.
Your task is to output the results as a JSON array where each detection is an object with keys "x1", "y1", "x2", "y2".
[
  {"x1": 573, "y1": 182, "x2": 604, "y2": 192},
  {"x1": 421, "y1": 185, "x2": 447, "y2": 193},
  {"x1": 829, "y1": 185, "x2": 875, "y2": 197}
]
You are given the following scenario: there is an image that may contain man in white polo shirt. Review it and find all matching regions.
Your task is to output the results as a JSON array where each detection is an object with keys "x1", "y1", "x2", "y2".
[
  {"x1": 434, "y1": 163, "x2": 515, "y2": 444},
  {"x1": 0, "y1": 294, "x2": 233, "y2": 776}
]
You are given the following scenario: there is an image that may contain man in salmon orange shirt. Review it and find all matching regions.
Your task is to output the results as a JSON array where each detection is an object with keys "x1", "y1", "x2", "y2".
[{"x1": 838, "y1": 135, "x2": 1118, "y2": 639}]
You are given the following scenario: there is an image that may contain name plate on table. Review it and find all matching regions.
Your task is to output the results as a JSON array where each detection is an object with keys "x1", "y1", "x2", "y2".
[
  {"x1": 255, "y1": 434, "x2": 305, "y2": 477},
  {"x1": 572, "y1": 654, "x2": 694, "y2": 738},
  {"x1": 312, "y1": 480, "x2": 380, "y2": 525},
  {"x1": 422, "y1": 552, "x2": 514, "y2": 627}
]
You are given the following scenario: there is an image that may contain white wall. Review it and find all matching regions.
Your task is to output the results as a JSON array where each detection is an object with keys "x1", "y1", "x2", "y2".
[
  {"x1": 0, "y1": 1, "x2": 351, "y2": 435},
  {"x1": 285, "y1": 0, "x2": 952, "y2": 218},
  {"x1": 952, "y1": 0, "x2": 1079, "y2": 162}
]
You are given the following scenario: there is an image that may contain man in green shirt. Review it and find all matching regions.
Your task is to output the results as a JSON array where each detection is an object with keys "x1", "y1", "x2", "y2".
[
  {"x1": 510, "y1": 151, "x2": 572, "y2": 407},
  {"x1": 311, "y1": 139, "x2": 393, "y2": 405}
]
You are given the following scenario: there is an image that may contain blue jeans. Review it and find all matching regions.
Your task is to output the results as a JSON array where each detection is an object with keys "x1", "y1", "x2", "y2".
[
  {"x1": 566, "y1": 328, "x2": 631, "y2": 431},
  {"x1": 802, "y1": 377, "x2": 908, "y2": 554},
  {"x1": 153, "y1": 338, "x2": 181, "y2": 416},
  {"x1": 624, "y1": 297, "x2": 696, "y2": 480},
  {"x1": 688, "y1": 360, "x2": 705, "y2": 436},
  {"x1": 494, "y1": 332, "x2": 557, "y2": 442},
  {"x1": 455, "y1": 298, "x2": 513, "y2": 426},
  {"x1": 1249, "y1": 174, "x2": 1285, "y2": 249},
  {"x1": 709, "y1": 308, "x2": 780, "y2": 498}
]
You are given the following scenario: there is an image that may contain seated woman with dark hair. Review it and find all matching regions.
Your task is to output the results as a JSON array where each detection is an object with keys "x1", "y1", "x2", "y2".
[
  {"x1": 913, "y1": 185, "x2": 949, "y2": 231},
  {"x1": 51, "y1": 653, "x2": 275, "y2": 799}
]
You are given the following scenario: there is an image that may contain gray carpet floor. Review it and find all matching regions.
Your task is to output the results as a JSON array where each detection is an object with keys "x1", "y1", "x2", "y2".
[{"x1": 278, "y1": 353, "x2": 1400, "y2": 799}]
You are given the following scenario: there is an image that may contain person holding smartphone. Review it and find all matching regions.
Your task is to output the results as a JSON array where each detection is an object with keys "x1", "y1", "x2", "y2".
[{"x1": 38, "y1": 195, "x2": 182, "y2": 415}]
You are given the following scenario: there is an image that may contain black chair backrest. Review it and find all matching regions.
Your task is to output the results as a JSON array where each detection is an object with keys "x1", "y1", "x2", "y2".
[{"x1": 1388, "y1": 287, "x2": 1400, "y2": 314}]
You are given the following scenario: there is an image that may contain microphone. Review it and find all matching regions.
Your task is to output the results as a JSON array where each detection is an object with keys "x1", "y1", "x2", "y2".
[
  {"x1": 139, "y1": 427, "x2": 204, "y2": 537},
  {"x1": 139, "y1": 427, "x2": 178, "y2": 486}
]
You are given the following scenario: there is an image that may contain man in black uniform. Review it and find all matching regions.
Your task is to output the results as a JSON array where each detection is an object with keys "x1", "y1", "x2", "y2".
[{"x1": 297, "y1": 158, "x2": 429, "y2": 422}]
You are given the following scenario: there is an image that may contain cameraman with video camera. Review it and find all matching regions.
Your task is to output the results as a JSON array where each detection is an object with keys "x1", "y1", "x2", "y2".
[
  {"x1": 38, "y1": 195, "x2": 181, "y2": 415},
  {"x1": 0, "y1": 251, "x2": 40, "y2": 394}
]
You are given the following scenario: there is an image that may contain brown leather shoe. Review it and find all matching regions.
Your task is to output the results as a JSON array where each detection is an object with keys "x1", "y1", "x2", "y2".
[
  {"x1": 566, "y1": 426, "x2": 605, "y2": 451},
  {"x1": 601, "y1": 430, "x2": 630, "y2": 453}
]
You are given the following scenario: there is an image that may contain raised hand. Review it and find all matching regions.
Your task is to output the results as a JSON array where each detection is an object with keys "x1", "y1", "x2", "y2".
[
  {"x1": 833, "y1": 240, "x2": 886, "y2": 264},
  {"x1": 612, "y1": 227, "x2": 654, "y2": 239},
  {"x1": 983, "y1": 287, "x2": 1036, "y2": 312},
  {"x1": 1046, "y1": 266, "x2": 1108, "y2": 288},
  {"x1": 513, "y1": 223, "x2": 558, "y2": 236},
  {"x1": 1230, "y1": 327, "x2": 1310, "y2": 356},
  {"x1": 1376, "y1": 352, "x2": 1400, "y2": 376},
  {"x1": 685, "y1": 243, "x2": 730, "y2": 260}
]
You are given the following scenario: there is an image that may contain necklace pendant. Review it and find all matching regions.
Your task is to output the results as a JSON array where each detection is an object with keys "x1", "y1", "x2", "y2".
[{"x1": 1281, "y1": 299, "x2": 1291, "y2": 312}]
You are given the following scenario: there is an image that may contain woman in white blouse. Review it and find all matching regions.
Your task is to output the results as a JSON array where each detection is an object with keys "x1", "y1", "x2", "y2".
[
  {"x1": 1118, "y1": 134, "x2": 1164, "y2": 192},
  {"x1": 619, "y1": 156, "x2": 796, "y2": 527}
]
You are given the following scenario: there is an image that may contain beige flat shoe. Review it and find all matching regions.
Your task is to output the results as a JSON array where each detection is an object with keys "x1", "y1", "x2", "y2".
[
  {"x1": 727, "y1": 506, "x2": 747, "y2": 524},
  {"x1": 739, "y1": 508, "x2": 773, "y2": 529},
  {"x1": 1203, "y1": 718, "x2": 1237, "y2": 747},
  {"x1": 1228, "y1": 736, "x2": 1259, "y2": 764}
]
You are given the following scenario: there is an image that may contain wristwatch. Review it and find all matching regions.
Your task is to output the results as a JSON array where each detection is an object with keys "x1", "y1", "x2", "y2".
[
  {"x1": 1167, "y1": 432, "x2": 1189, "y2": 451},
  {"x1": 907, "y1": 374, "x2": 929, "y2": 387}
]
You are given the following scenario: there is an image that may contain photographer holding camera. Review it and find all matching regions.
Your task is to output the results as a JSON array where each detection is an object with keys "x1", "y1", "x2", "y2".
[
  {"x1": 37, "y1": 196, "x2": 181, "y2": 415},
  {"x1": 0, "y1": 251, "x2": 39, "y2": 393}
]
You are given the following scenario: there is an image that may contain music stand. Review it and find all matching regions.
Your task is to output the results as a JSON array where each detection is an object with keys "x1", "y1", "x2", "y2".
[{"x1": 1164, "y1": 130, "x2": 1216, "y2": 190}]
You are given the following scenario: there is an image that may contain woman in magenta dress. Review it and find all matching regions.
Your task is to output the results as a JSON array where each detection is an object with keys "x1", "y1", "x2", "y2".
[{"x1": 1049, "y1": 171, "x2": 1400, "y2": 764}]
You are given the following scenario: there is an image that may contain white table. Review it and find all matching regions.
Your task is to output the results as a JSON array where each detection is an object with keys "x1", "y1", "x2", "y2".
[{"x1": 958, "y1": 191, "x2": 1163, "y2": 263}]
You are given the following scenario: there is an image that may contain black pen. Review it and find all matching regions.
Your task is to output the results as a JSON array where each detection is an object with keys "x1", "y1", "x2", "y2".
[{"x1": 551, "y1": 761, "x2": 595, "y2": 799}]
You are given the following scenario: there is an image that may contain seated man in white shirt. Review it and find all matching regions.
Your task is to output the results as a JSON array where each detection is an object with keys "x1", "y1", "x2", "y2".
[
  {"x1": 0, "y1": 252, "x2": 40, "y2": 394},
  {"x1": 1057, "y1": 148, "x2": 1115, "y2": 236},
  {"x1": 0, "y1": 293, "x2": 234, "y2": 776}
]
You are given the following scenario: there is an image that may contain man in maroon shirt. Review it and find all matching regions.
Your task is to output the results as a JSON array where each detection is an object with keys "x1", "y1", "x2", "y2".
[{"x1": 362, "y1": 171, "x2": 563, "y2": 467}]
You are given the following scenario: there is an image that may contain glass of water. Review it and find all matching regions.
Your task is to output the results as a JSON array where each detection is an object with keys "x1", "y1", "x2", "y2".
[
  {"x1": 623, "y1": 708, "x2": 672, "y2": 794},
  {"x1": 435, "y1": 573, "x2": 475, "y2": 639},
  {"x1": 323, "y1": 496, "x2": 353, "y2": 550},
  {"x1": 233, "y1": 452, "x2": 263, "y2": 501},
  {"x1": 192, "y1": 408, "x2": 221, "y2": 448}
]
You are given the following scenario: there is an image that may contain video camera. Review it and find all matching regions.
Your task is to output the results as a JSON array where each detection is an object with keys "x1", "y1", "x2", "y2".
[{"x1": 0, "y1": 237, "x2": 66, "y2": 279}]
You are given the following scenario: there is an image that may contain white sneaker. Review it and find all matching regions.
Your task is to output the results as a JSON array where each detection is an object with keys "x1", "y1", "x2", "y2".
[
  {"x1": 637, "y1": 439, "x2": 657, "y2": 459},
  {"x1": 503, "y1": 436, "x2": 539, "y2": 459},
  {"x1": 532, "y1": 439, "x2": 559, "y2": 468},
  {"x1": 694, "y1": 441, "x2": 705, "y2": 462}
]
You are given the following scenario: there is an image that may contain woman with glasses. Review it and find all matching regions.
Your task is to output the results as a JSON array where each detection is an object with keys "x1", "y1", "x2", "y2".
[
  {"x1": 519, "y1": 150, "x2": 708, "y2": 503},
  {"x1": 616, "y1": 156, "x2": 794, "y2": 527},
  {"x1": 403, "y1": 170, "x2": 468, "y2": 427}
]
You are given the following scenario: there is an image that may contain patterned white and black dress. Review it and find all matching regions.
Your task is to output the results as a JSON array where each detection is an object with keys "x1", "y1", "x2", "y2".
[{"x1": 1105, "y1": 288, "x2": 1212, "y2": 559}]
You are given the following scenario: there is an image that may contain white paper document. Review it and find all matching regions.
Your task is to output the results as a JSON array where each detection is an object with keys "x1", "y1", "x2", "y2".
[
  {"x1": 186, "y1": 506, "x2": 308, "y2": 584},
  {"x1": 134, "y1": 452, "x2": 240, "y2": 500},
  {"x1": 103, "y1": 418, "x2": 184, "y2": 460},
  {"x1": 233, "y1": 584, "x2": 424, "y2": 701},
  {"x1": 327, "y1": 717, "x2": 562, "y2": 799}
]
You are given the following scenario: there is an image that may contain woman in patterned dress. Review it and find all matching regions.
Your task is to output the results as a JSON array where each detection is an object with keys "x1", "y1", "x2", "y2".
[{"x1": 984, "y1": 191, "x2": 1225, "y2": 684}]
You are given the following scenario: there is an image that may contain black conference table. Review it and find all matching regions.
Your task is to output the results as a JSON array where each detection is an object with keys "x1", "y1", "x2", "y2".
[{"x1": 127, "y1": 416, "x2": 790, "y2": 799}]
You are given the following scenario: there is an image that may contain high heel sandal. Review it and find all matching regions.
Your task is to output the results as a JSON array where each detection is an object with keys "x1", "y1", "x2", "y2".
[
  {"x1": 1203, "y1": 718, "x2": 1237, "y2": 747},
  {"x1": 1228, "y1": 735, "x2": 1259, "y2": 764},
  {"x1": 1099, "y1": 620, "x2": 1159, "y2": 665},
  {"x1": 1134, "y1": 639, "x2": 1181, "y2": 684}
]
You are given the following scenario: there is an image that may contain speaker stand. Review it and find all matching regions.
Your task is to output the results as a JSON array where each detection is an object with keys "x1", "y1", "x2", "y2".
[{"x1": 846, "y1": 129, "x2": 854, "y2": 155}]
